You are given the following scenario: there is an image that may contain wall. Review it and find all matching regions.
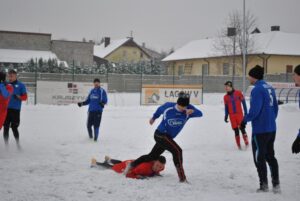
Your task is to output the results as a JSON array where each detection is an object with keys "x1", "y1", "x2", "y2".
[
  {"x1": 266, "y1": 55, "x2": 300, "y2": 74},
  {"x1": 18, "y1": 72, "x2": 295, "y2": 93},
  {"x1": 166, "y1": 55, "x2": 300, "y2": 76},
  {"x1": 51, "y1": 40, "x2": 94, "y2": 66},
  {"x1": 0, "y1": 31, "x2": 51, "y2": 51},
  {"x1": 105, "y1": 46, "x2": 151, "y2": 63}
]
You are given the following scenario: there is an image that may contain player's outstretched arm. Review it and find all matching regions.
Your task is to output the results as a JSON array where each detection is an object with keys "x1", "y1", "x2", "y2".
[{"x1": 78, "y1": 90, "x2": 92, "y2": 107}]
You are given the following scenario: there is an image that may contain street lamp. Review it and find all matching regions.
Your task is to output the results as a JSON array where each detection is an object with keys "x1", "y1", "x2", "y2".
[{"x1": 227, "y1": 27, "x2": 237, "y2": 84}]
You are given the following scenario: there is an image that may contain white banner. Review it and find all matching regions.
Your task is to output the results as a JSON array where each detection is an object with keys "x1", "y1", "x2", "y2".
[
  {"x1": 245, "y1": 82, "x2": 298, "y2": 98},
  {"x1": 268, "y1": 82, "x2": 297, "y2": 88},
  {"x1": 37, "y1": 81, "x2": 108, "y2": 105},
  {"x1": 141, "y1": 85, "x2": 202, "y2": 105}
]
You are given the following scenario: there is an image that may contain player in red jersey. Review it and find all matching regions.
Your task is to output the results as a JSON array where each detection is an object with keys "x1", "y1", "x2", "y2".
[
  {"x1": 91, "y1": 155, "x2": 165, "y2": 179},
  {"x1": 0, "y1": 71, "x2": 13, "y2": 130},
  {"x1": 224, "y1": 81, "x2": 249, "y2": 149}
]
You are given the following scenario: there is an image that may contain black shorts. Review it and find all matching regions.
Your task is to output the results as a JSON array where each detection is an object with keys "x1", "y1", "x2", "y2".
[{"x1": 4, "y1": 109, "x2": 21, "y2": 128}]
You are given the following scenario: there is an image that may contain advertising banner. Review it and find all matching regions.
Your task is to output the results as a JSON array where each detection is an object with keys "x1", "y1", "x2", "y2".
[
  {"x1": 37, "y1": 81, "x2": 108, "y2": 105},
  {"x1": 141, "y1": 84, "x2": 202, "y2": 105}
]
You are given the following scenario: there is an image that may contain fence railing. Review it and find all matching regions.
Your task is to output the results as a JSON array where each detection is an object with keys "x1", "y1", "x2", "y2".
[
  {"x1": 18, "y1": 72, "x2": 299, "y2": 104},
  {"x1": 275, "y1": 88, "x2": 299, "y2": 103}
]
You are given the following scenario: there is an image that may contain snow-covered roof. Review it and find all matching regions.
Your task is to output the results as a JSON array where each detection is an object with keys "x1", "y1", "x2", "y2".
[
  {"x1": 94, "y1": 38, "x2": 130, "y2": 59},
  {"x1": 162, "y1": 31, "x2": 300, "y2": 61},
  {"x1": 0, "y1": 48, "x2": 59, "y2": 63}
]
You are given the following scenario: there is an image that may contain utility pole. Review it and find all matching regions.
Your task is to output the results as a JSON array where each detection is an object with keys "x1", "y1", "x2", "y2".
[
  {"x1": 35, "y1": 58, "x2": 38, "y2": 105},
  {"x1": 242, "y1": 0, "x2": 247, "y2": 93},
  {"x1": 72, "y1": 60, "x2": 75, "y2": 81},
  {"x1": 228, "y1": 27, "x2": 237, "y2": 84}
]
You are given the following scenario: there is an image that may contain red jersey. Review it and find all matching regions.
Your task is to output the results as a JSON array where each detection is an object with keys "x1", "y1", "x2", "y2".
[
  {"x1": 112, "y1": 160, "x2": 164, "y2": 179},
  {"x1": 224, "y1": 90, "x2": 245, "y2": 115},
  {"x1": 0, "y1": 84, "x2": 13, "y2": 129}
]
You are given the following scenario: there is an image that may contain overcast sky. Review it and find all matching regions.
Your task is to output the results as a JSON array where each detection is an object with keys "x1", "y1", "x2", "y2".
[{"x1": 0, "y1": 0, "x2": 299, "y2": 52}]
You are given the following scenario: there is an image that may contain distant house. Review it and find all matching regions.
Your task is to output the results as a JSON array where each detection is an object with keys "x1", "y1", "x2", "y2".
[
  {"x1": 0, "y1": 30, "x2": 61, "y2": 67},
  {"x1": 51, "y1": 40, "x2": 94, "y2": 66},
  {"x1": 93, "y1": 37, "x2": 151, "y2": 65},
  {"x1": 140, "y1": 43, "x2": 164, "y2": 62},
  {"x1": 0, "y1": 30, "x2": 93, "y2": 68},
  {"x1": 163, "y1": 28, "x2": 300, "y2": 76}
]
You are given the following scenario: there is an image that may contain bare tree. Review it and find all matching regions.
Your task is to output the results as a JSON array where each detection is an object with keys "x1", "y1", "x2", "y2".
[{"x1": 213, "y1": 10, "x2": 257, "y2": 77}]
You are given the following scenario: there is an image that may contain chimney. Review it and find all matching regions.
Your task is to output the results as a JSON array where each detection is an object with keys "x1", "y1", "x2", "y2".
[
  {"x1": 104, "y1": 37, "x2": 110, "y2": 47},
  {"x1": 227, "y1": 27, "x2": 236, "y2": 37},
  {"x1": 271, "y1": 26, "x2": 280, "y2": 31},
  {"x1": 142, "y1": 42, "x2": 146, "y2": 48}
]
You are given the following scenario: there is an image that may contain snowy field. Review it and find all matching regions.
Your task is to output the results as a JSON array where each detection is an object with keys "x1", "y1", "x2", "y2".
[{"x1": 0, "y1": 93, "x2": 299, "y2": 201}]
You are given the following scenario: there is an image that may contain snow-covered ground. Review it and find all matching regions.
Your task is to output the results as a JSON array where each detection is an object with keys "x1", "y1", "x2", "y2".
[{"x1": 0, "y1": 93, "x2": 299, "y2": 201}]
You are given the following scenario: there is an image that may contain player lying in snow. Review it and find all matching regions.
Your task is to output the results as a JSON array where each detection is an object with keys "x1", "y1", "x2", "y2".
[
  {"x1": 123, "y1": 92, "x2": 203, "y2": 183},
  {"x1": 90, "y1": 155, "x2": 166, "y2": 179}
]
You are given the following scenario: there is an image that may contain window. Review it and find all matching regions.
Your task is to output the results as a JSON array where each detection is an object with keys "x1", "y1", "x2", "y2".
[
  {"x1": 168, "y1": 66, "x2": 174, "y2": 74},
  {"x1": 184, "y1": 63, "x2": 193, "y2": 75},
  {"x1": 178, "y1": 65, "x2": 184, "y2": 75},
  {"x1": 140, "y1": 52, "x2": 143, "y2": 58},
  {"x1": 202, "y1": 64, "x2": 209, "y2": 75},
  {"x1": 286, "y1": 65, "x2": 293, "y2": 73},
  {"x1": 223, "y1": 63, "x2": 230, "y2": 75}
]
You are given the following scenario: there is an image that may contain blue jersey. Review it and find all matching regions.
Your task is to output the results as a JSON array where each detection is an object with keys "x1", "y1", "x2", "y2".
[
  {"x1": 82, "y1": 87, "x2": 107, "y2": 112},
  {"x1": 298, "y1": 90, "x2": 300, "y2": 137},
  {"x1": 8, "y1": 80, "x2": 27, "y2": 110},
  {"x1": 152, "y1": 102, "x2": 203, "y2": 139},
  {"x1": 244, "y1": 80, "x2": 278, "y2": 135}
]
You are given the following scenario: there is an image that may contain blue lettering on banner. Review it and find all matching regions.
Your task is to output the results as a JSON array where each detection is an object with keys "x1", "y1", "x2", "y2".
[{"x1": 164, "y1": 90, "x2": 199, "y2": 98}]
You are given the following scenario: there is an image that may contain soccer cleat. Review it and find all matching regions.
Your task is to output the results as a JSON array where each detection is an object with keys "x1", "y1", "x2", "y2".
[
  {"x1": 235, "y1": 136, "x2": 241, "y2": 149},
  {"x1": 181, "y1": 179, "x2": 190, "y2": 184},
  {"x1": 90, "y1": 158, "x2": 97, "y2": 168},
  {"x1": 243, "y1": 134, "x2": 249, "y2": 146},
  {"x1": 256, "y1": 183, "x2": 269, "y2": 193},
  {"x1": 16, "y1": 143, "x2": 22, "y2": 151},
  {"x1": 272, "y1": 185, "x2": 281, "y2": 194},
  {"x1": 180, "y1": 179, "x2": 188, "y2": 183},
  {"x1": 104, "y1": 155, "x2": 111, "y2": 163}
]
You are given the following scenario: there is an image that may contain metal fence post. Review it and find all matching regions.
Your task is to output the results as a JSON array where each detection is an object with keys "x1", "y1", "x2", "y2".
[
  {"x1": 106, "y1": 65, "x2": 109, "y2": 87},
  {"x1": 34, "y1": 58, "x2": 38, "y2": 105},
  {"x1": 172, "y1": 65, "x2": 175, "y2": 87},
  {"x1": 140, "y1": 64, "x2": 143, "y2": 105},
  {"x1": 201, "y1": 67, "x2": 204, "y2": 104},
  {"x1": 72, "y1": 60, "x2": 75, "y2": 81}
]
